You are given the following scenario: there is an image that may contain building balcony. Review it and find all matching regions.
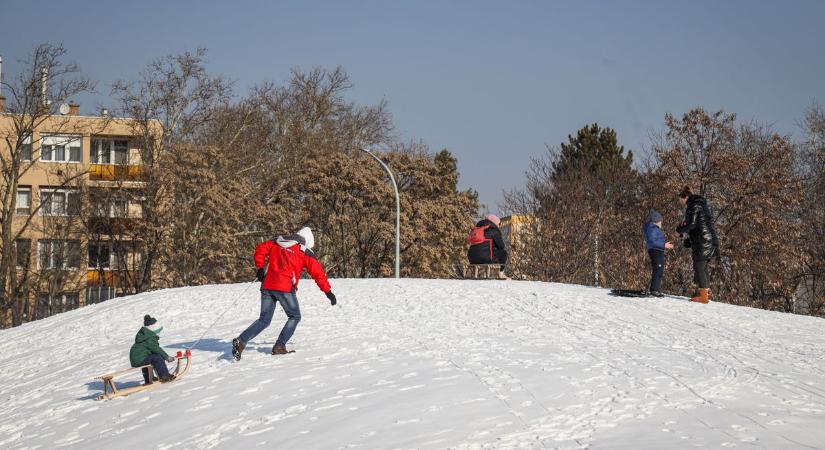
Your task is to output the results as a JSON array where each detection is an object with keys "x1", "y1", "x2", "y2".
[
  {"x1": 86, "y1": 269, "x2": 136, "y2": 287},
  {"x1": 89, "y1": 164, "x2": 145, "y2": 182}
]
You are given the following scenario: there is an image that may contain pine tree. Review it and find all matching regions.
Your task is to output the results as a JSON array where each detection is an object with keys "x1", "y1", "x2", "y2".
[
  {"x1": 552, "y1": 123, "x2": 634, "y2": 182},
  {"x1": 505, "y1": 124, "x2": 642, "y2": 287}
]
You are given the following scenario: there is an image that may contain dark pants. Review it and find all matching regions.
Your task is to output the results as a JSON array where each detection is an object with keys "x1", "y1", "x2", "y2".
[
  {"x1": 648, "y1": 249, "x2": 665, "y2": 293},
  {"x1": 139, "y1": 354, "x2": 171, "y2": 384},
  {"x1": 494, "y1": 249, "x2": 508, "y2": 270},
  {"x1": 239, "y1": 289, "x2": 302, "y2": 347},
  {"x1": 693, "y1": 259, "x2": 710, "y2": 289},
  {"x1": 468, "y1": 248, "x2": 508, "y2": 271}
]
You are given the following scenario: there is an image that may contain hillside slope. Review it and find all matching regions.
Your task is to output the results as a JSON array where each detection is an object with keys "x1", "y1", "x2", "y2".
[{"x1": 0, "y1": 279, "x2": 823, "y2": 449}]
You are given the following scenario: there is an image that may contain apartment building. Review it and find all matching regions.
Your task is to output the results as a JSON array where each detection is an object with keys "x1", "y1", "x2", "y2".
[{"x1": 1, "y1": 98, "x2": 147, "y2": 323}]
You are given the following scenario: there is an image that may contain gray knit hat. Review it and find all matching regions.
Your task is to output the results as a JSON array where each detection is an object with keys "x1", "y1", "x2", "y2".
[{"x1": 646, "y1": 210, "x2": 663, "y2": 223}]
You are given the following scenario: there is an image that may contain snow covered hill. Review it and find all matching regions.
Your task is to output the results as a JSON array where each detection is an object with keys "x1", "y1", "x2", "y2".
[{"x1": 1, "y1": 279, "x2": 824, "y2": 449}]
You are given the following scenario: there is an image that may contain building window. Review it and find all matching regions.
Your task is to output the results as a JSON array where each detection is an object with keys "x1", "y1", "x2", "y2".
[
  {"x1": 20, "y1": 134, "x2": 33, "y2": 161},
  {"x1": 37, "y1": 292, "x2": 80, "y2": 317},
  {"x1": 111, "y1": 197, "x2": 128, "y2": 218},
  {"x1": 40, "y1": 135, "x2": 82, "y2": 163},
  {"x1": 36, "y1": 294, "x2": 49, "y2": 318},
  {"x1": 88, "y1": 242, "x2": 111, "y2": 269},
  {"x1": 16, "y1": 187, "x2": 32, "y2": 215},
  {"x1": 91, "y1": 195, "x2": 128, "y2": 218},
  {"x1": 92, "y1": 138, "x2": 129, "y2": 165},
  {"x1": 66, "y1": 292, "x2": 80, "y2": 310},
  {"x1": 87, "y1": 286, "x2": 116, "y2": 304},
  {"x1": 91, "y1": 197, "x2": 107, "y2": 218},
  {"x1": 111, "y1": 242, "x2": 138, "y2": 270},
  {"x1": 15, "y1": 239, "x2": 31, "y2": 267},
  {"x1": 40, "y1": 189, "x2": 80, "y2": 216},
  {"x1": 38, "y1": 240, "x2": 81, "y2": 270}
]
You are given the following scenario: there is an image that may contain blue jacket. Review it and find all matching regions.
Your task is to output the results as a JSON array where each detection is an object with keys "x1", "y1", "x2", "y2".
[{"x1": 643, "y1": 222, "x2": 666, "y2": 251}]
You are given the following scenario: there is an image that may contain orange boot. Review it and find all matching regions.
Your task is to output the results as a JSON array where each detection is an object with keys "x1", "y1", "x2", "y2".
[{"x1": 690, "y1": 288, "x2": 710, "y2": 304}]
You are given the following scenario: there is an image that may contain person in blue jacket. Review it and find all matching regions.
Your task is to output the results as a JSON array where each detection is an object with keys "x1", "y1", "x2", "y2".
[{"x1": 643, "y1": 210, "x2": 673, "y2": 296}]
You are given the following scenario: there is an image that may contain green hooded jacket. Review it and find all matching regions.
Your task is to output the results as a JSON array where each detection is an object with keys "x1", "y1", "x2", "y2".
[{"x1": 129, "y1": 326, "x2": 170, "y2": 367}]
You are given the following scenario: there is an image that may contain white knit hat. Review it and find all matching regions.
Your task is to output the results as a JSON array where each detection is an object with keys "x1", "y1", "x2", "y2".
[{"x1": 296, "y1": 227, "x2": 314, "y2": 250}]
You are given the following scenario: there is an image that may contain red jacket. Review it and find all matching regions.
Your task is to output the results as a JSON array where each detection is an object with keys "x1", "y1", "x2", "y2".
[{"x1": 254, "y1": 237, "x2": 331, "y2": 294}]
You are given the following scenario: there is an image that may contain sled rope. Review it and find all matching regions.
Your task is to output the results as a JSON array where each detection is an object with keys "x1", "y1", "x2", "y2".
[{"x1": 186, "y1": 281, "x2": 257, "y2": 352}]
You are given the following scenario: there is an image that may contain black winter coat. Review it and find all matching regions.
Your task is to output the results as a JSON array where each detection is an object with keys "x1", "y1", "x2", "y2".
[
  {"x1": 467, "y1": 219, "x2": 508, "y2": 264},
  {"x1": 676, "y1": 194, "x2": 720, "y2": 261}
]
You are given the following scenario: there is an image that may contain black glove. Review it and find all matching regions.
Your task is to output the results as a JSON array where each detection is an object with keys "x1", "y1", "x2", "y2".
[
  {"x1": 326, "y1": 291, "x2": 337, "y2": 306},
  {"x1": 166, "y1": 356, "x2": 175, "y2": 363},
  {"x1": 256, "y1": 268, "x2": 265, "y2": 282}
]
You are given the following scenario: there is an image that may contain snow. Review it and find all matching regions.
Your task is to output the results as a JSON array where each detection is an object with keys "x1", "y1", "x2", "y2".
[{"x1": 1, "y1": 279, "x2": 824, "y2": 449}]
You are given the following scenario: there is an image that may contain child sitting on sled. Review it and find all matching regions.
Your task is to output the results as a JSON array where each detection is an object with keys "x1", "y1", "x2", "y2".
[
  {"x1": 129, "y1": 315, "x2": 176, "y2": 384},
  {"x1": 643, "y1": 210, "x2": 674, "y2": 297}
]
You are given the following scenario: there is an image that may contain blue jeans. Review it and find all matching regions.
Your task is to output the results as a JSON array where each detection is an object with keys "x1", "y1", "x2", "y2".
[
  {"x1": 139, "y1": 354, "x2": 170, "y2": 383},
  {"x1": 648, "y1": 249, "x2": 665, "y2": 292},
  {"x1": 239, "y1": 290, "x2": 302, "y2": 347}
]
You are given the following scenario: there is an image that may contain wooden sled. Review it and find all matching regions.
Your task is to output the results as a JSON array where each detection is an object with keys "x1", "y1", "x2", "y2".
[
  {"x1": 96, "y1": 349, "x2": 192, "y2": 400},
  {"x1": 457, "y1": 263, "x2": 508, "y2": 280}
]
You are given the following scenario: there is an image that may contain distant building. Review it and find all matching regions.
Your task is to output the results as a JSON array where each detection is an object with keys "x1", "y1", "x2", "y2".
[
  {"x1": 499, "y1": 214, "x2": 534, "y2": 279},
  {"x1": 1, "y1": 100, "x2": 148, "y2": 325}
]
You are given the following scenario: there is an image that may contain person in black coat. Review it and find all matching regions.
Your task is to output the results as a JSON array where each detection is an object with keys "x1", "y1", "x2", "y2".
[
  {"x1": 675, "y1": 187, "x2": 720, "y2": 303},
  {"x1": 467, "y1": 214, "x2": 508, "y2": 272}
]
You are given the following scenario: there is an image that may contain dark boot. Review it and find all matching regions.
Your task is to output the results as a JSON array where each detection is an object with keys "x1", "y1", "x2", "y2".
[
  {"x1": 272, "y1": 345, "x2": 293, "y2": 355},
  {"x1": 232, "y1": 338, "x2": 245, "y2": 361},
  {"x1": 141, "y1": 367, "x2": 155, "y2": 384},
  {"x1": 160, "y1": 374, "x2": 176, "y2": 383}
]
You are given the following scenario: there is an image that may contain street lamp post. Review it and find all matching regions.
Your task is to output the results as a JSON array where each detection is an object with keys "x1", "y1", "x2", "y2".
[{"x1": 359, "y1": 148, "x2": 400, "y2": 278}]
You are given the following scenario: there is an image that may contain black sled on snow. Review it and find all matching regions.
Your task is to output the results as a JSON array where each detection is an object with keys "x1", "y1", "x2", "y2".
[{"x1": 609, "y1": 289, "x2": 684, "y2": 301}]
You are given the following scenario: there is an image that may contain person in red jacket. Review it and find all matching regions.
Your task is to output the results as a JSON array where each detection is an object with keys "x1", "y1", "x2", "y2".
[{"x1": 232, "y1": 227, "x2": 337, "y2": 359}]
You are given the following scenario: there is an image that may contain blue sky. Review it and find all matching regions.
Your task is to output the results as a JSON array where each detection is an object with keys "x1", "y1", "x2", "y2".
[{"x1": 2, "y1": 1, "x2": 823, "y2": 211}]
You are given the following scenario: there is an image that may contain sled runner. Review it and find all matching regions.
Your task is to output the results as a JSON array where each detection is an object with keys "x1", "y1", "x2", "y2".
[
  {"x1": 95, "y1": 349, "x2": 192, "y2": 400},
  {"x1": 456, "y1": 264, "x2": 508, "y2": 280}
]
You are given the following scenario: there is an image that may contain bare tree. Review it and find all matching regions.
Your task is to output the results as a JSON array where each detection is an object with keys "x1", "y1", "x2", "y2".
[
  {"x1": 0, "y1": 43, "x2": 94, "y2": 326},
  {"x1": 797, "y1": 103, "x2": 825, "y2": 315},
  {"x1": 111, "y1": 49, "x2": 232, "y2": 292},
  {"x1": 649, "y1": 108, "x2": 804, "y2": 310}
]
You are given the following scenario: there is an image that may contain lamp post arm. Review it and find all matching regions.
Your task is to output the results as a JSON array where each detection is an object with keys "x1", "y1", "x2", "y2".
[{"x1": 359, "y1": 148, "x2": 401, "y2": 278}]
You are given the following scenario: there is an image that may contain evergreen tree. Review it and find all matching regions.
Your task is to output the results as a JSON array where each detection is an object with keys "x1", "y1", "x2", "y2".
[
  {"x1": 552, "y1": 124, "x2": 634, "y2": 182},
  {"x1": 504, "y1": 124, "x2": 643, "y2": 287}
]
